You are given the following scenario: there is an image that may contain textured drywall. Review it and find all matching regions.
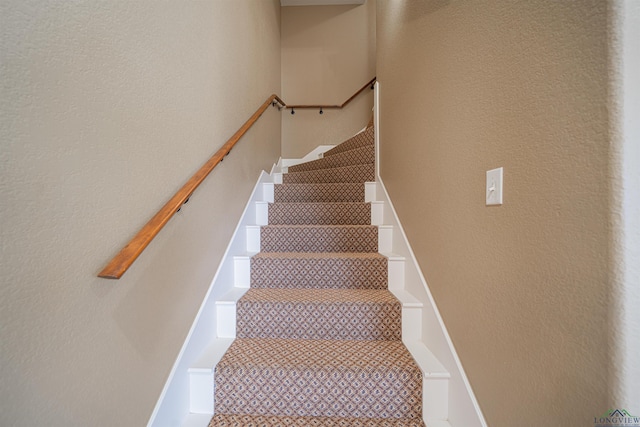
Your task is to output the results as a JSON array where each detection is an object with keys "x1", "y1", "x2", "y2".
[
  {"x1": 377, "y1": 1, "x2": 616, "y2": 425},
  {"x1": 0, "y1": 1, "x2": 281, "y2": 426},
  {"x1": 281, "y1": 1, "x2": 376, "y2": 158},
  {"x1": 611, "y1": 0, "x2": 640, "y2": 410}
]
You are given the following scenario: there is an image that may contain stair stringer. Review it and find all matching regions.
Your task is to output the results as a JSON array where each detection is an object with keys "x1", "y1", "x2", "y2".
[
  {"x1": 369, "y1": 179, "x2": 488, "y2": 427},
  {"x1": 147, "y1": 168, "x2": 277, "y2": 427}
]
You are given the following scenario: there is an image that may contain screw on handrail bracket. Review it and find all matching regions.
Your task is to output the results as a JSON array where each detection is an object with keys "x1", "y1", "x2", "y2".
[
  {"x1": 291, "y1": 108, "x2": 295, "y2": 115},
  {"x1": 177, "y1": 196, "x2": 190, "y2": 213},
  {"x1": 319, "y1": 108, "x2": 323, "y2": 115}
]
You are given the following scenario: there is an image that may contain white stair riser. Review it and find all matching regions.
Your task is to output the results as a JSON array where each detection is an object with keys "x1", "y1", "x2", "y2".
[
  {"x1": 388, "y1": 257, "x2": 405, "y2": 291},
  {"x1": 402, "y1": 306, "x2": 422, "y2": 342},
  {"x1": 256, "y1": 202, "x2": 268, "y2": 226},
  {"x1": 365, "y1": 181, "x2": 376, "y2": 202},
  {"x1": 233, "y1": 256, "x2": 251, "y2": 288},
  {"x1": 424, "y1": 378, "x2": 449, "y2": 421},
  {"x1": 378, "y1": 225, "x2": 393, "y2": 253},
  {"x1": 371, "y1": 201, "x2": 383, "y2": 225},
  {"x1": 216, "y1": 303, "x2": 236, "y2": 338},
  {"x1": 246, "y1": 226, "x2": 260, "y2": 253},
  {"x1": 189, "y1": 372, "x2": 214, "y2": 414},
  {"x1": 263, "y1": 183, "x2": 274, "y2": 203}
]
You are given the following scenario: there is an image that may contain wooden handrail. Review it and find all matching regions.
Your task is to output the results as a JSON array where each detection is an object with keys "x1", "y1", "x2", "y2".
[
  {"x1": 99, "y1": 77, "x2": 376, "y2": 279},
  {"x1": 286, "y1": 77, "x2": 376, "y2": 110},
  {"x1": 98, "y1": 94, "x2": 285, "y2": 279}
]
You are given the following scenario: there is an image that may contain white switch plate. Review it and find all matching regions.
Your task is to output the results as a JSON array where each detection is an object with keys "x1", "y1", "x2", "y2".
[{"x1": 486, "y1": 167, "x2": 503, "y2": 206}]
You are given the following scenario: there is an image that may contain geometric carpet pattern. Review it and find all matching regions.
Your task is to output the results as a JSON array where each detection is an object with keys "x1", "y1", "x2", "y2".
[
  {"x1": 288, "y1": 145, "x2": 375, "y2": 173},
  {"x1": 260, "y1": 225, "x2": 378, "y2": 253},
  {"x1": 323, "y1": 126, "x2": 375, "y2": 157},
  {"x1": 210, "y1": 124, "x2": 425, "y2": 426},
  {"x1": 283, "y1": 163, "x2": 375, "y2": 185},
  {"x1": 236, "y1": 289, "x2": 402, "y2": 341},
  {"x1": 250, "y1": 252, "x2": 388, "y2": 289},
  {"x1": 268, "y1": 202, "x2": 371, "y2": 225},
  {"x1": 274, "y1": 183, "x2": 366, "y2": 203}
]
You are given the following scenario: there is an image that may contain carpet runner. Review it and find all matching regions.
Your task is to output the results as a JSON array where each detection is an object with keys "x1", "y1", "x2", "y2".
[{"x1": 209, "y1": 124, "x2": 425, "y2": 426}]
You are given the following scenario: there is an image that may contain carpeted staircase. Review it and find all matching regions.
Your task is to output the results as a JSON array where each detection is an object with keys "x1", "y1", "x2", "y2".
[{"x1": 209, "y1": 125, "x2": 426, "y2": 426}]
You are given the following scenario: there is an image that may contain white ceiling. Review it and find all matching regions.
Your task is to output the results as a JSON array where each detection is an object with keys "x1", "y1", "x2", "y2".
[{"x1": 281, "y1": 0, "x2": 365, "y2": 6}]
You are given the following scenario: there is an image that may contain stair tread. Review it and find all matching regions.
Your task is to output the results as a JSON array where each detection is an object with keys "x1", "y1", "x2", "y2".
[
  {"x1": 217, "y1": 337, "x2": 420, "y2": 375},
  {"x1": 209, "y1": 413, "x2": 425, "y2": 426},
  {"x1": 263, "y1": 224, "x2": 375, "y2": 229},
  {"x1": 283, "y1": 163, "x2": 374, "y2": 184},
  {"x1": 268, "y1": 202, "x2": 371, "y2": 225},
  {"x1": 237, "y1": 289, "x2": 401, "y2": 341},
  {"x1": 274, "y1": 182, "x2": 366, "y2": 202},
  {"x1": 269, "y1": 201, "x2": 369, "y2": 206},
  {"x1": 285, "y1": 163, "x2": 373, "y2": 175},
  {"x1": 253, "y1": 252, "x2": 386, "y2": 260},
  {"x1": 240, "y1": 288, "x2": 399, "y2": 304},
  {"x1": 251, "y1": 252, "x2": 388, "y2": 290},
  {"x1": 215, "y1": 338, "x2": 423, "y2": 419},
  {"x1": 288, "y1": 144, "x2": 374, "y2": 173},
  {"x1": 260, "y1": 224, "x2": 378, "y2": 253}
]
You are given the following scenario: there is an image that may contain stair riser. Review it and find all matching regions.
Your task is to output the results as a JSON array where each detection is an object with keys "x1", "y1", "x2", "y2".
[
  {"x1": 270, "y1": 183, "x2": 366, "y2": 203},
  {"x1": 236, "y1": 300, "x2": 401, "y2": 341},
  {"x1": 215, "y1": 366, "x2": 422, "y2": 419},
  {"x1": 250, "y1": 256, "x2": 388, "y2": 289},
  {"x1": 210, "y1": 413, "x2": 425, "y2": 426},
  {"x1": 288, "y1": 145, "x2": 374, "y2": 173},
  {"x1": 283, "y1": 164, "x2": 374, "y2": 184},
  {"x1": 268, "y1": 203, "x2": 371, "y2": 225},
  {"x1": 256, "y1": 201, "x2": 383, "y2": 226},
  {"x1": 260, "y1": 226, "x2": 378, "y2": 253}
]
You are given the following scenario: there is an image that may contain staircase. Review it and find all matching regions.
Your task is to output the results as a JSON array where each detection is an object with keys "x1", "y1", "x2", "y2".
[{"x1": 182, "y1": 123, "x2": 452, "y2": 427}]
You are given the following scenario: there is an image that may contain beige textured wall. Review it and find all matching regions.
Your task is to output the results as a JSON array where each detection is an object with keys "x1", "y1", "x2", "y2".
[
  {"x1": 611, "y1": 0, "x2": 640, "y2": 410},
  {"x1": 0, "y1": 1, "x2": 281, "y2": 426},
  {"x1": 281, "y1": 1, "x2": 376, "y2": 158},
  {"x1": 377, "y1": 1, "x2": 614, "y2": 425}
]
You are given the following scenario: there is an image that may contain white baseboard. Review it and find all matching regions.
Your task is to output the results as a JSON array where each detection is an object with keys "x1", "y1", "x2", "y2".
[
  {"x1": 373, "y1": 80, "x2": 485, "y2": 426},
  {"x1": 374, "y1": 178, "x2": 488, "y2": 427},
  {"x1": 147, "y1": 170, "x2": 275, "y2": 427}
]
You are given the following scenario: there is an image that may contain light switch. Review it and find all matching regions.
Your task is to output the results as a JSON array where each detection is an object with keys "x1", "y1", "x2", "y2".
[{"x1": 486, "y1": 167, "x2": 503, "y2": 206}]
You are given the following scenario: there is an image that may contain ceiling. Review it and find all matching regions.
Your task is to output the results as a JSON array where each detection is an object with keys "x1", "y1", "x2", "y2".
[{"x1": 281, "y1": 0, "x2": 366, "y2": 6}]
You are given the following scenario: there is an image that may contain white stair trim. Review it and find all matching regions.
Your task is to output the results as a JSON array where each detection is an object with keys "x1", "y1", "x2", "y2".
[
  {"x1": 180, "y1": 413, "x2": 215, "y2": 427},
  {"x1": 147, "y1": 170, "x2": 274, "y2": 427},
  {"x1": 187, "y1": 337, "x2": 234, "y2": 415},
  {"x1": 233, "y1": 253, "x2": 257, "y2": 289},
  {"x1": 405, "y1": 341, "x2": 450, "y2": 422},
  {"x1": 373, "y1": 79, "x2": 486, "y2": 427},
  {"x1": 374, "y1": 178, "x2": 488, "y2": 427},
  {"x1": 216, "y1": 287, "x2": 248, "y2": 338}
]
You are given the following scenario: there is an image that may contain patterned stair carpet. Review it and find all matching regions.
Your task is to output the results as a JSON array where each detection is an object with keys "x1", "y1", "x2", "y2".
[{"x1": 209, "y1": 124, "x2": 425, "y2": 426}]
